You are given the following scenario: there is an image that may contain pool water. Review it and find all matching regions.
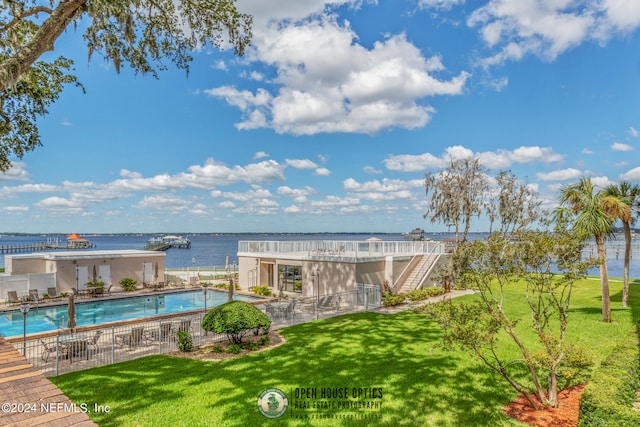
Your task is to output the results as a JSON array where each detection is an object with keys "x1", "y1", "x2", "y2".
[{"x1": 0, "y1": 290, "x2": 260, "y2": 337}]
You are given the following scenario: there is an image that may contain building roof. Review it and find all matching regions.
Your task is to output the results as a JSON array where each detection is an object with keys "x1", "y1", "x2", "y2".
[{"x1": 6, "y1": 250, "x2": 166, "y2": 262}]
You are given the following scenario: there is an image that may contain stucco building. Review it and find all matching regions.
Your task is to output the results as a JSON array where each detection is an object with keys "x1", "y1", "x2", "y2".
[
  {"x1": 1, "y1": 250, "x2": 165, "y2": 300},
  {"x1": 237, "y1": 239, "x2": 447, "y2": 297}
]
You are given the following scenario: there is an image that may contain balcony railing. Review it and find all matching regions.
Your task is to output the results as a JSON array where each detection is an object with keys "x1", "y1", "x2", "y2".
[{"x1": 238, "y1": 240, "x2": 445, "y2": 258}]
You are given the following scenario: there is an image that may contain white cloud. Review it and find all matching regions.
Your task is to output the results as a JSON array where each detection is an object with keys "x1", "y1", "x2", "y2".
[
  {"x1": 344, "y1": 177, "x2": 423, "y2": 192},
  {"x1": 629, "y1": 127, "x2": 639, "y2": 137},
  {"x1": 277, "y1": 186, "x2": 316, "y2": 197},
  {"x1": 254, "y1": 151, "x2": 269, "y2": 159},
  {"x1": 611, "y1": 142, "x2": 634, "y2": 151},
  {"x1": 385, "y1": 145, "x2": 564, "y2": 172},
  {"x1": 591, "y1": 176, "x2": 615, "y2": 189},
  {"x1": 0, "y1": 162, "x2": 30, "y2": 181},
  {"x1": 314, "y1": 168, "x2": 331, "y2": 176},
  {"x1": 581, "y1": 148, "x2": 594, "y2": 154},
  {"x1": 536, "y1": 168, "x2": 582, "y2": 181},
  {"x1": 363, "y1": 166, "x2": 383, "y2": 174},
  {"x1": 208, "y1": 14, "x2": 469, "y2": 135},
  {"x1": 418, "y1": 0, "x2": 464, "y2": 10},
  {"x1": 286, "y1": 158, "x2": 318, "y2": 169},
  {"x1": 120, "y1": 169, "x2": 143, "y2": 179},
  {"x1": 1, "y1": 205, "x2": 29, "y2": 213},
  {"x1": 620, "y1": 166, "x2": 640, "y2": 181},
  {"x1": 468, "y1": 0, "x2": 640, "y2": 67}
]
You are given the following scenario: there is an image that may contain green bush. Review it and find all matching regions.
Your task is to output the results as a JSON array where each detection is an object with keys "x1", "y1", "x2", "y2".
[
  {"x1": 226, "y1": 344, "x2": 242, "y2": 354},
  {"x1": 252, "y1": 285, "x2": 273, "y2": 296},
  {"x1": 176, "y1": 331, "x2": 193, "y2": 352},
  {"x1": 579, "y1": 328, "x2": 640, "y2": 427},
  {"x1": 119, "y1": 277, "x2": 138, "y2": 292},
  {"x1": 406, "y1": 287, "x2": 446, "y2": 302},
  {"x1": 245, "y1": 342, "x2": 259, "y2": 351},
  {"x1": 201, "y1": 301, "x2": 272, "y2": 344},
  {"x1": 209, "y1": 344, "x2": 224, "y2": 353},
  {"x1": 258, "y1": 336, "x2": 269, "y2": 346},
  {"x1": 382, "y1": 291, "x2": 406, "y2": 307}
]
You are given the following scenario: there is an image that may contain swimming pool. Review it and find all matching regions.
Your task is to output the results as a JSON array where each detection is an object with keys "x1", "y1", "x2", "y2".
[{"x1": 0, "y1": 290, "x2": 261, "y2": 338}]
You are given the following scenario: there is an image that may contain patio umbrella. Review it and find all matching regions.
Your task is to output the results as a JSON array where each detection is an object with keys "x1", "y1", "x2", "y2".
[
  {"x1": 67, "y1": 294, "x2": 76, "y2": 332},
  {"x1": 92, "y1": 265, "x2": 97, "y2": 283},
  {"x1": 227, "y1": 277, "x2": 234, "y2": 302}
]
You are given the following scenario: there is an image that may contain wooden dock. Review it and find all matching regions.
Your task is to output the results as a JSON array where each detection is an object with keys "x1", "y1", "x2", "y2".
[{"x1": 0, "y1": 242, "x2": 95, "y2": 254}]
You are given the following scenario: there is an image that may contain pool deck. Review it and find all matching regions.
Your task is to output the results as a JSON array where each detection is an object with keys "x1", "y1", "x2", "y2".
[{"x1": 0, "y1": 280, "x2": 247, "y2": 314}]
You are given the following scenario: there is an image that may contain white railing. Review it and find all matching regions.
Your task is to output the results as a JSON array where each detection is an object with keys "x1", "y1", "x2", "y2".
[{"x1": 238, "y1": 240, "x2": 445, "y2": 258}]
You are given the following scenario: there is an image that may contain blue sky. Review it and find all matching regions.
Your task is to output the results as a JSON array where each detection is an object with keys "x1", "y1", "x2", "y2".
[{"x1": 1, "y1": 0, "x2": 639, "y2": 233}]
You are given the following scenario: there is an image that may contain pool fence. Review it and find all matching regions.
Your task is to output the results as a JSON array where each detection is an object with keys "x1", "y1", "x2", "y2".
[{"x1": 9, "y1": 286, "x2": 382, "y2": 377}]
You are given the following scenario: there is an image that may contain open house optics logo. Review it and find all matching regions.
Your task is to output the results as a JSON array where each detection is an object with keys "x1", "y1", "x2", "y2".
[{"x1": 257, "y1": 388, "x2": 288, "y2": 419}]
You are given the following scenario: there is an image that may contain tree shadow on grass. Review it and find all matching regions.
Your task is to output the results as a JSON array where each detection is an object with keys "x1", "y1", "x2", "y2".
[{"x1": 53, "y1": 311, "x2": 524, "y2": 427}]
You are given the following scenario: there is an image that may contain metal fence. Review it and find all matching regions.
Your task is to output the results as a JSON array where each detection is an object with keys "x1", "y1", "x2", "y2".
[
  {"x1": 14, "y1": 312, "x2": 227, "y2": 377},
  {"x1": 261, "y1": 286, "x2": 382, "y2": 329},
  {"x1": 11, "y1": 287, "x2": 382, "y2": 377}
]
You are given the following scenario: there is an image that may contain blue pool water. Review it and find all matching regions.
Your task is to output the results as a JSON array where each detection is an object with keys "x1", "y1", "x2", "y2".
[{"x1": 0, "y1": 290, "x2": 261, "y2": 338}]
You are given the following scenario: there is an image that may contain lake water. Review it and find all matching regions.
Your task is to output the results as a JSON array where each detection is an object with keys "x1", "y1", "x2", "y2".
[{"x1": 0, "y1": 233, "x2": 638, "y2": 278}]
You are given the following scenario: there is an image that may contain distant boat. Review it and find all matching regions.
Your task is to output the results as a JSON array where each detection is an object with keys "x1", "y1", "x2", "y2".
[{"x1": 404, "y1": 228, "x2": 425, "y2": 241}]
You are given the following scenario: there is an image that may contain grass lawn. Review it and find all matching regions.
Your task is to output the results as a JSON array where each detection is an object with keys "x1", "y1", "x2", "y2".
[{"x1": 51, "y1": 278, "x2": 639, "y2": 426}]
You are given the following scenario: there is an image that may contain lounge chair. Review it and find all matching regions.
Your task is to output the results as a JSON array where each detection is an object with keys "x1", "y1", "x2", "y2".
[
  {"x1": 47, "y1": 287, "x2": 58, "y2": 299},
  {"x1": 150, "y1": 323, "x2": 173, "y2": 342},
  {"x1": 117, "y1": 327, "x2": 146, "y2": 350},
  {"x1": 28, "y1": 289, "x2": 39, "y2": 302},
  {"x1": 40, "y1": 339, "x2": 67, "y2": 363},
  {"x1": 7, "y1": 291, "x2": 20, "y2": 304},
  {"x1": 87, "y1": 330, "x2": 103, "y2": 352}
]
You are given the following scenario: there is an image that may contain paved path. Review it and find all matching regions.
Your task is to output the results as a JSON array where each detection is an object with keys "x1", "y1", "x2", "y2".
[{"x1": 0, "y1": 336, "x2": 97, "y2": 426}]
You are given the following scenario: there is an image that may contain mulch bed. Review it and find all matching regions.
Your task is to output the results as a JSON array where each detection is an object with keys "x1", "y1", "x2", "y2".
[
  {"x1": 503, "y1": 384, "x2": 586, "y2": 427},
  {"x1": 169, "y1": 331, "x2": 286, "y2": 361}
]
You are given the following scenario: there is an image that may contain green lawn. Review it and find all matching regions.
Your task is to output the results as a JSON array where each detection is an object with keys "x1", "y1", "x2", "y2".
[{"x1": 51, "y1": 278, "x2": 639, "y2": 426}]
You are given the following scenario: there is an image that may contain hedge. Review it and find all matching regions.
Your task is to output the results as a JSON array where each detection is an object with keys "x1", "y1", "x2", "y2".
[{"x1": 578, "y1": 327, "x2": 640, "y2": 426}]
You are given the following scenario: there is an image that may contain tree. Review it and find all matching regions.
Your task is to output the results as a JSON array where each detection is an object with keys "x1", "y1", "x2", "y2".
[
  {"x1": 556, "y1": 177, "x2": 617, "y2": 323},
  {"x1": 201, "y1": 300, "x2": 271, "y2": 344},
  {"x1": 602, "y1": 181, "x2": 640, "y2": 308},
  {"x1": 424, "y1": 157, "x2": 489, "y2": 245},
  {"x1": 0, "y1": 1, "x2": 252, "y2": 171},
  {"x1": 425, "y1": 173, "x2": 591, "y2": 408},
  {"x1": 425, "y1": 220, "x2": 591, "y2": 409}
]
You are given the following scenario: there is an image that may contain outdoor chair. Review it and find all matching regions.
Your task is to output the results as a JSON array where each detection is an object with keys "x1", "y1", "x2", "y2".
[
  {"x1": 28, "y1": 289, "x2": 39, "y2": 302},
  {"x1": 40, "y1": 339, "x2": 67, "y2": 363},
  {"x1": 150, "y1": 322, "x2": 174, "y2": 342},
  {"x1": 7, "y1": 291, "x2": 20, "y2": 304},
  {"x1": 87, "y1": 330, "x2": 103, "y2": 353},
  {"x1": 117, "y1": 327, "x2": 147, "y2": 350},
  {"x1": 47, "y1": 287, "x2": 59, "y2": 299}
]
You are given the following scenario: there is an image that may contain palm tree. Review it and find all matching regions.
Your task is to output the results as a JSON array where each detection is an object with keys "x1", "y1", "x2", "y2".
[
  {"x1": 557, "y1": 177, "x2": 616, "y2": 322},
  {"x1": 603, "y1": 182, "x2": 640, "y2": 308}
]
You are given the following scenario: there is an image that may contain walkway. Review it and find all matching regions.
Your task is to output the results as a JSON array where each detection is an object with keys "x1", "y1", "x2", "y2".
[{"x1": 0, "y1": 336, "x2": 96, "y2": 426}]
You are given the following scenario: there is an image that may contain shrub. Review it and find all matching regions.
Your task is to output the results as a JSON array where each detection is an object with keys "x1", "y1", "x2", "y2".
[
  {"x1": 245, "y1": 342, "x2": 259, "y2": 351},
  {"x1": 226, "y1": 344, "x2": 242, "y2": 354},
  {"x1": 258, "y1": 336, "x2": 269, "y2": 346},
  {"x1": 209, "y1": 344, "x2": 224, "y2": 353},
  {"x1": 406, "y1": 287, "x2": 445, "y2": 302},
  {"x1": 579, "y1": 328, "x2": 640, "y2": 426},
  {"x1": 252, "y1": 285, "x2": 273, "y2": 296},
  {"x1": 176, "y1": 331, "x2": 193, "y2": 352},
  {"x1": 119, "y1": 277, "x2": 138, "y2": 292},
  {"x1": 201, "y1": 301, "x2": 272, "y2": 344},
  {"x1": 382, "y1": 291, "x2": 406, "y2": 307}
]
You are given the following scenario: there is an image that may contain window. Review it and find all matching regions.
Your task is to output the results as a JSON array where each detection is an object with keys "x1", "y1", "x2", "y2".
[{"x1": 278, "y1": 265, "x2": 302, "y2": 293}]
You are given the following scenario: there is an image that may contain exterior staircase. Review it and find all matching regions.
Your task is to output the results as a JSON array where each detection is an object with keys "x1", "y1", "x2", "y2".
[{"x1": 395, "y1": 253, "x2": 441, "y2": 294}]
